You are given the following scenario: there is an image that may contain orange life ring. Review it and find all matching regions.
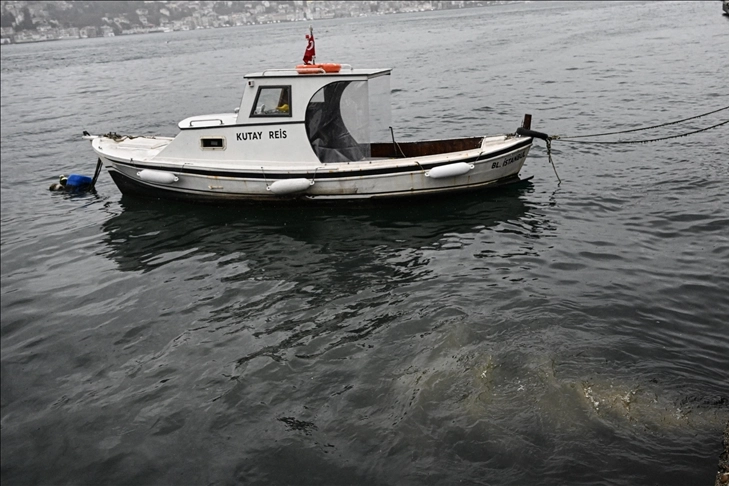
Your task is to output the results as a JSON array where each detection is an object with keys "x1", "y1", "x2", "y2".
[{"x1": 296, "y1": 63, "x2": 341, "y2": 74}]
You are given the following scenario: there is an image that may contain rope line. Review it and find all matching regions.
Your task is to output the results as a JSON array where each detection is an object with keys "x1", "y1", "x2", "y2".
[
  {"x1": 550, "y1": 119, "x2": 728, "y2": 145},
  {"x1": 545, "y1": 138, "x2": 561, "y2": 184},
  {"x1": 552, "y1": 105, "x2": 729, "y2": 140},
  {"x1": 539, "y1": 106, "x2": 728, "y2": 185},
  {"x1": 90, "y1": 158, "x2": 103, "y2": 188}
]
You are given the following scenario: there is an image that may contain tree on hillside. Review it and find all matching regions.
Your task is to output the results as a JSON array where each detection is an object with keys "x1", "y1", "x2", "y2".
[
  {"x1": 43, "y1": 1, "x2": 148, "y2": 29},
  {"x1": 15, "y1": 6, "x2": 35, "y2": 30},
  {"x1": 1, "y1": 5, "x2": 15, "y2": 28}
]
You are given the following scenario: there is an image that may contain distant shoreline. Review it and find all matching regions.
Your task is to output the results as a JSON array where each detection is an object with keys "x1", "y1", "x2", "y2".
[{"x1": 1, "y1": 1, "x2": 516, "y2": 46}]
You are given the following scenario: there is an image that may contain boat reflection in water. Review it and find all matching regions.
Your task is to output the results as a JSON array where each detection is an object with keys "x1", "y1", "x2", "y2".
[
  {"x1": 100, "y1": 182, "x2": 536, "y2": 276},
  {"x1": 99, "y1": 182, "x2": 539, "y2": 366}
]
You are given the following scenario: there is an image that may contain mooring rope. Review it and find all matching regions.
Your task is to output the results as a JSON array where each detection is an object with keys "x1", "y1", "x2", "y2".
[
  {"x1": 538, "y1": 110, "x2": 727, "y2": 185},
  {"x1": 545, "y1": 138, "x2": 561, "y2": 184},
  {"x1": 550, "y1": 118, "x2": 728, "y2": 145},
  {"x1": 90, "y1": 158, "x2": 103, "y2": 188},
  {"x1": 552, "y1": 105, "x2": 729, "y2": 140}
]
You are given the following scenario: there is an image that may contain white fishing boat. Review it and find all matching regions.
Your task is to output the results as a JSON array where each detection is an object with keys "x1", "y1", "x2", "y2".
[{"x1": 83, "y1": 34, "x2": 545, "y2": 203}]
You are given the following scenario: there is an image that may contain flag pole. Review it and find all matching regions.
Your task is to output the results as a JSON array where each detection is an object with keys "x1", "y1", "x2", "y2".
[{"x1": 309, "y1": 25, "x2": 315, "y2": 64}]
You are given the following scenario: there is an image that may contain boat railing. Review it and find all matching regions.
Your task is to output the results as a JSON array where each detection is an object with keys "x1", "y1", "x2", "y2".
[
  {"x1": 262, "y1": 68, "x2": 305, "y2": 75},
  {"x1": 188, "y1": 118, "x2": 225, "y2": 127},
  {"x1": 261, "y1": 65, "x2": 354, "y2": 76}
]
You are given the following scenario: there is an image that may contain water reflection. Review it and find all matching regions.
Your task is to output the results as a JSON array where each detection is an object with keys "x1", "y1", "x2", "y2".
[
  {"x1": 100, "y1": 184, "x2": 536, "y2": 276},
  {"x1": 98, "y1": 185, "x2": 540, "y2": 366}
]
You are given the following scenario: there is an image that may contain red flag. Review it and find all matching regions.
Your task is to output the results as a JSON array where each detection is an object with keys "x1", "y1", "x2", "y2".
[{"x1": 303, "y1": 32, "x2": 315, "y2": 65}]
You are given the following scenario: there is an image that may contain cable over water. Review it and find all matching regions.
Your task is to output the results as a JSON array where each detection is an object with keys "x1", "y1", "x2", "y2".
[
  {"x1": 552, "y1": 105, "x2": 729, "y2": 140},
  {"x1": 552, "y1": 119, "x2": 728, "y2": 145},
  {"x1": 526, "y1": 106, "x2": 729, "y2": 183}
]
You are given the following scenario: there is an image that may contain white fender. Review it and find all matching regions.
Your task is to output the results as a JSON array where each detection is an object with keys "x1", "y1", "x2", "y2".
[
  {"x1": 137, "y1": 169, "x2": 179, "y2": 184},
  {"x1": 268, "y1": 178, "x2": 313, "y2": 195},
  {"x1": 425, "y1": 162, "x2": 475, "y2": 179}
]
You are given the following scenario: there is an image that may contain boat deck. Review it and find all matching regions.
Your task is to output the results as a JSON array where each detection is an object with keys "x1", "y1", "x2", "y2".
[
  {"x1": 93, "y1": 135, "x2": 173, "y2": 162},
  {"x1": 93, "y1": 133, "x2": 525, "y2": 173}
]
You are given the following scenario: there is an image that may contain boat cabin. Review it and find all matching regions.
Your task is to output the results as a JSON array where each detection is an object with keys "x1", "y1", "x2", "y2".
[{"x1": 165, "y1": 67, "x2": 396, "y2": 164}]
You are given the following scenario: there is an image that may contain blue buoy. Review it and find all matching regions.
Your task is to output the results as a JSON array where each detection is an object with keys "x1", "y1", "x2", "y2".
[
  {"x1": 50, "y1": 174, "x2": 92, "y2": 192},
  {"x1": 64, "y1": 174, "x2": 93, "y2": 190},
  {"x1": 49, "y1": 158, "x2": 103, "y2": 193}
]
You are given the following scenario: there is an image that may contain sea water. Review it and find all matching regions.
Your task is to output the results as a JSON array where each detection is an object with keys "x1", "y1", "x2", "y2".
[{"x1": 2, "y1": 2, "x2": 728, "y2": 484}]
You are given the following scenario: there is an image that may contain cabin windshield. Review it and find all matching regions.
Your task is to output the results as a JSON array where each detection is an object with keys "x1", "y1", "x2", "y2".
[
  {"x1": 306, "y1": 75, "x2": 391, "y2": 163},
  {"x1": 251, "y1": 86, "x2": 292, "y2": 117}
]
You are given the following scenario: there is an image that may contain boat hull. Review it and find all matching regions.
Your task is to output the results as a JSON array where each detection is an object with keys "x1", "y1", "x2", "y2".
[
  {"x1": 107, "y1": 168, "x2": 529, "y2": 204},
  {"x1": 93, "y1": 135, "x2": 533, "y2": 204}
]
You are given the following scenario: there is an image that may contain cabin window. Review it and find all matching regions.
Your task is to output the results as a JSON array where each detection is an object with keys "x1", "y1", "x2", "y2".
[
  {"x1": 250, "y1": 86, "x2": 292, "y2": 117},
  {"x1": 200, "y1": 137, "x2": 226, "y2": 150}
]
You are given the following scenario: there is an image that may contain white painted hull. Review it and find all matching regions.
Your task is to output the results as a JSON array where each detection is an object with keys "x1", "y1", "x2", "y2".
[{"x1": 92, "y1": 134, "x2": 532, "y2": 203}]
